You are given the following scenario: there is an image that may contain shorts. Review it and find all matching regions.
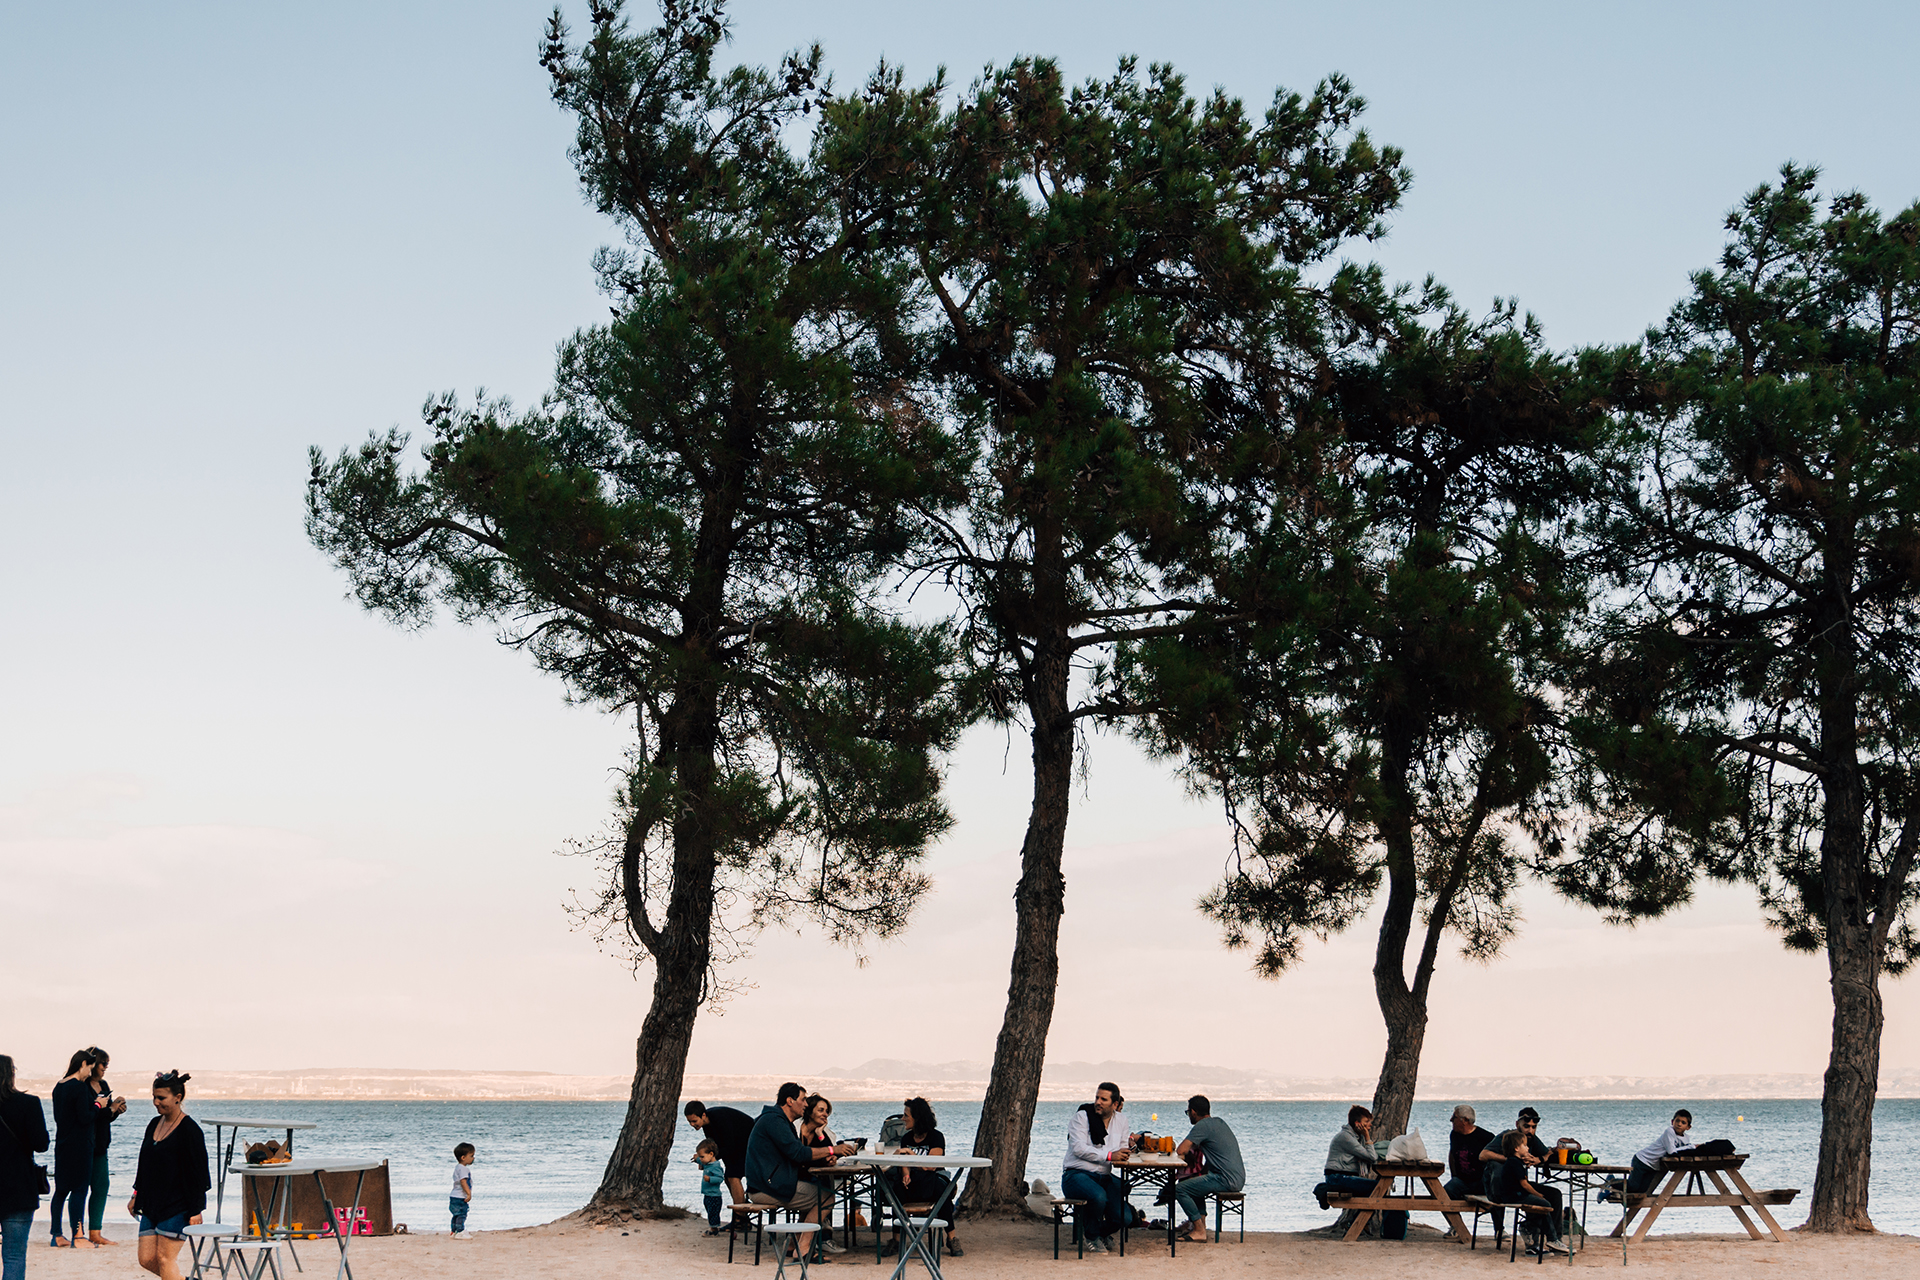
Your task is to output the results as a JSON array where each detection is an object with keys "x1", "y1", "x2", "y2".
[
  {"x1": 749, "y1": 1182, "x2": 822, "y2": 1214},
  {"x1": 138, "y1": 1213, "x2": 191, "y2": 1240}
]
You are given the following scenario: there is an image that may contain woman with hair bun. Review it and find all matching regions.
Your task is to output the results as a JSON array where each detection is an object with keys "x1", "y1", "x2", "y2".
[{"x1": 128, "y1": 1072, "x2": 208, "y2": 1280}]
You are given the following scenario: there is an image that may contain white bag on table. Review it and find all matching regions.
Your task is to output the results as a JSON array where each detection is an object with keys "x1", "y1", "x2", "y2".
[{"x1": 1385, "y1": 1128, "x2": 1428, "y2": 1161}]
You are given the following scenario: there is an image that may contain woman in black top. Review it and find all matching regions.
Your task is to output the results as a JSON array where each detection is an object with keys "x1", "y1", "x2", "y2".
[
  {"x1": 881, "y1": 1097, "x2": 963, "y2": 1258},
  {"x1": 129, "y1": 1071, "x2": 208, "y2": 1280},
  {"x1": 49, "y1": 1049, "x2": 99, "y2": 1248},
  {"x1": 0, "y1": 1054, "x2": 51, "y2": 1280},
  {"x1": 85, "y1": 1052, "x2": 126, "y2": 1246}
]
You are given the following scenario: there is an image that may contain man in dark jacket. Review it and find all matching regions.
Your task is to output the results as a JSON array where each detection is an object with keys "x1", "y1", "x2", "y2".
[
  {"x1": 745, "y1": 1084, "x2": 838, "y2": 1240},
  {"x1": 1442, "y1": 1105, "x2": 1498, "y2": 1237}
]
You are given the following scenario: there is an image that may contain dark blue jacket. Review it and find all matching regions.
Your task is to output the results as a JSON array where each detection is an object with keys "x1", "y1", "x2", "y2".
[{"x1": 744, "y1": 1105, "x2": 813, "y2": 1201}]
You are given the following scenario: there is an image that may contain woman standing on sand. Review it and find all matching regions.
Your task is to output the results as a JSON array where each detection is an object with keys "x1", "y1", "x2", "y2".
[
  {"x1": 0, "y1": 1055, "x2": 52, "y2": 1280},
  {"x1": 49, "y1": 1050, "x2": 100, "y2": 1248},
  {"x1": 85, "y1": 1052, "x2": 126, "y2": 1246},
  {"x1": 128, "y1": 1071, "x2": 208, "y2": 1280}
]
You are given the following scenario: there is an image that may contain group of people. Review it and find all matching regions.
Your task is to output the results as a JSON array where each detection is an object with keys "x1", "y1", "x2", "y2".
[
  {"x1": 0, "y1": 1052, "x2": 210, "y2": 1280},
  {"x1": 1315, "y1": 1100, "x2": 1708, "y2": 1254},
  {"x1": 684, "y1": 1086, "x2": 965, "y2": 1264},
  {"x1": 1059, "y1": 1083, "x2": 1245, "y2": 1251},
  {"x1": 683, "y1": 1079, "x2": 1251, "y2": 1261}
]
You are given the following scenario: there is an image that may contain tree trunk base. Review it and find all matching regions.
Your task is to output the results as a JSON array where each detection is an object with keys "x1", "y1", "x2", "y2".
[{"x1": 573, "y1": 1200, "x2": 694, "y2": 1227}]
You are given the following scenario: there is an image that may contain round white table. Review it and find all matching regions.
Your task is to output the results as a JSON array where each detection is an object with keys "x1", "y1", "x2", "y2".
[{"x1": 841, "y1": 1154, "x2": 990, "y2": 1280}]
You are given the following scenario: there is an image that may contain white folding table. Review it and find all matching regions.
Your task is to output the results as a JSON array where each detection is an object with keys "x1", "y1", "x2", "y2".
[
  {"x1": 227, "y1": 1159, "x2": 382, "y2": 1280},
  {"x1": 842, "y1": 1154, "x2": 990, "y2": 1280}
]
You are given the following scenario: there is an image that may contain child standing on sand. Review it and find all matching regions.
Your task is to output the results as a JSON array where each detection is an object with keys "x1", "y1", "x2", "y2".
[
  {"x1": 694, "y1": 1139, "x2": 725, "y2": 1235},
  {"x1": 450, "y1": 1143, "x2": 475, "y2": 1238}
]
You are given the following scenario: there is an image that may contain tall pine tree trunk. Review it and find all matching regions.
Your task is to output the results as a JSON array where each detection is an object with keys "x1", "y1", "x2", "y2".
[
  {"x1": 1809, "y1": 744, "x2": 1878, "y2": 1232},
  {"x1": 589, "y1": 664, "x2": 723, "y2": 1215},
  {"x1": 964, "y1": 638, "x2": 1074, "y2": 1211},
  {"x1": 1370, "y1": 709, "x2": 1424, "y2": 1138}
]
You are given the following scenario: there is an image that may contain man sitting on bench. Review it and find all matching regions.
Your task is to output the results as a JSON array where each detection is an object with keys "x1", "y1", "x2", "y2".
[{"x1": 1443, "y1": 1104, "x2": 1498, "y2": 1238}]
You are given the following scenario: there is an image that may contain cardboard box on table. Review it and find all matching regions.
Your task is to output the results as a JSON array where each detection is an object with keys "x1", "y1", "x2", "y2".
[{"x1": 238, "y1": 1161, "x2": 395, "y2": 1237}]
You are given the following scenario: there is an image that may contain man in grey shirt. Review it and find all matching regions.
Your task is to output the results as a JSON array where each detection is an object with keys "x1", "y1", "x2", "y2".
[{"x1": 1167, "y1": 1095, "x2": 1244, "y2": 1242}]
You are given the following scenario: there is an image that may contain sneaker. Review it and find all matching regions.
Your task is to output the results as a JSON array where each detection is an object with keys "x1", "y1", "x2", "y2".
[
  {"x1": 1544, "y1": 1241, "x2": 1570, "y2": 1255},
  {"x1": 702, "y1": 1228, "x2": 722, "y2": 1237},
  {"x1": 880, "y1": 1239, "x2": 901, "y2": 1258},
  {"x1": 1085, "y1": 1236, "x2": 1108, "y2": 1253},
  {"x1": 946, "y1": 1240, "x2": 964, "y2": 1257},
  {"x1": 820, "y1": 1239, "x2": 846, "y2": 1255}
]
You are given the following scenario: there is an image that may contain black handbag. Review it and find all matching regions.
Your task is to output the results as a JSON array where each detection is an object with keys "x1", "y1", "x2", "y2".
[{"x1": 0, "y1": 1111, "x2": 51, "y2": 1195}]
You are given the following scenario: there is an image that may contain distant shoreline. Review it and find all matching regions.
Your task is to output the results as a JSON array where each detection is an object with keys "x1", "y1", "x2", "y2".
[{"x1": 16, "y1": 1064, "x2": 1920, "y2": 1104}]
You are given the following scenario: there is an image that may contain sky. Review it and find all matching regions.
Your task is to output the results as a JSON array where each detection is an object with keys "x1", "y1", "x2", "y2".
[{"x1": 4, "y1": 0, "x2": 1920, "y2": 1086}]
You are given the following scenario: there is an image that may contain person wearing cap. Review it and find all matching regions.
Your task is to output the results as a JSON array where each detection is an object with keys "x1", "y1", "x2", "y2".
[
  {"x1": 1481, "y1": 1107, "x2": 1564, "y2": 1254},
  {"x1": 1442, "y1": 1105, "x2": 1498, "y2": 1236}
]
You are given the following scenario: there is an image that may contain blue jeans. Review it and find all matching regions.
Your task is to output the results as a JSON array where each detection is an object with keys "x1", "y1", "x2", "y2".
[
  {"x1": 2, "y1": 1211, "x2": 32, "y2": 1280},
  {"x1": 449, "y1": 1196, "x2": 469, "y2": 1234},
  {"x1": 1625, "y1": 1157, "x2": 1659, "y2": 1196},
  {"x1": 1061, "y1": 1169, "x2": 1128, "y2": 1240},
  {"x1": 1163, "y1": 1172, "x2": 1233, "y2": 1227},
  {"x1": 703, "y1": 1195, "x2": 722, "y2": 1229}
]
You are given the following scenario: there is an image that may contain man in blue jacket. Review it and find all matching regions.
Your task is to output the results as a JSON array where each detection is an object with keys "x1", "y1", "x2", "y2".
[{"x1": 746, "y1": 1083, "x2": 839, "y2": 1248}]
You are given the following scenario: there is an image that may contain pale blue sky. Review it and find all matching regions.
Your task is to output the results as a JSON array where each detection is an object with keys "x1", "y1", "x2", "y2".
[{"x1": 4, "y1": 1, "x2": 1919, "y2": 1080}]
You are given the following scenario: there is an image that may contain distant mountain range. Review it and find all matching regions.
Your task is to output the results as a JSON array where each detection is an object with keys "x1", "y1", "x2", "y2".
[{"x1": 16, "y1": 1060, "x2": 1919, "y2": 1102}]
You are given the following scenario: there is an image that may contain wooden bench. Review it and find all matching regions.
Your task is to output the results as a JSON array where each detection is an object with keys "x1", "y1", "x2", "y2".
[
  {"x1": 1326, "y1": 1162, "x2": 1471, "y2": 1243},
  {"x1": 1465, "y1": 1195, "x2": 1568, "y2": 1263},
  {"x1": 1046, "y1": 1199, "x2": 1087, "y2": 1259},
  {"x1": 1610, "y1": 1155, "x2": 1797, "y2": 1244}
]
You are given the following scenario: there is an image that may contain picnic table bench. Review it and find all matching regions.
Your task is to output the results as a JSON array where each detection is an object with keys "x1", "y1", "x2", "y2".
[
  {"x1": 1610, "y1": 1153, "x2": 1798, "y2": 1244},
  {"x1": 1325, "y1": 1160, "x2": 1470, "y2": 1242}
]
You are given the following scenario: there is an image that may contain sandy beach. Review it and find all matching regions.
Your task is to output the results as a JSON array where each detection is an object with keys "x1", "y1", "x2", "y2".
[{"x1": 30, "y1": 1214, "x2": 1920, "y2": 1280}]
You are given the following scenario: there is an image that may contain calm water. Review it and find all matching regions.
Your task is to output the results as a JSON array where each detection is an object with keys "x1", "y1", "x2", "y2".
[{"x1": 47, "y1": 1097, "x2": 1920, "y2": 1236}]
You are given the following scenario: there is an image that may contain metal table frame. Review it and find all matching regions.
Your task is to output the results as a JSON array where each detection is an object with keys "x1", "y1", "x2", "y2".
[
  {"x1": 202, "y1": 1119, "x2": 318, "y2": 1224},
  {"x1": 229, "y1": 1160, "x2": 382, "y2": 1280},
  {"x1": 1537, "y1": 1160, "x2": 1628, "y2": 1265},
  {"x1": 1113, "y1": 1154, "x2": 1188, "y2": 1257},
  {"x1": 843, "y1": 1154, "x2": 989, "y2": 1280}
]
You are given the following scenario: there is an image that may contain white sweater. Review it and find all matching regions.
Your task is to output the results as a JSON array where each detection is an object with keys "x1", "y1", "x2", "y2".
[{"x1": 1064, "y1": 1106, "x2": 1131, "y2": 1175}]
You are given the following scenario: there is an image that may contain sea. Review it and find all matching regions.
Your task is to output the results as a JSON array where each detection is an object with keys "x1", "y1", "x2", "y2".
[{"x1": 62, "y1": 1098, "x2": 1920, "y2": 1236}]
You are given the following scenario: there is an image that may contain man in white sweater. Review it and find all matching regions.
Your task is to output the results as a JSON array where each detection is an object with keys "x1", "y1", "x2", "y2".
[{"x1": 1061, "y1": 1083, "x2": 1133, "y2": 1252}]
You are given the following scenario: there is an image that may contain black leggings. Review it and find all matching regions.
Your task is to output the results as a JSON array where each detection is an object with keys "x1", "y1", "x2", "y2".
[{"x1": 49, "y1": 1171, "x2": 89, "y2": 1240}]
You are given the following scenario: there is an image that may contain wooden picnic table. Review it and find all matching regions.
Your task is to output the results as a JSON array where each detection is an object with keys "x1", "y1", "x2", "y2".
[
  {"x1": 1328, "y1": 1159, "x2": 1470, "y2": 1243},
  {"x1": 1610, "y1": 1153, "x2": 1797, "y2": 1244}
]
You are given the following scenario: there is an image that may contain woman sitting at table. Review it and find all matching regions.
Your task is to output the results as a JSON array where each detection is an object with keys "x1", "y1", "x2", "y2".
[
  {"x1": 798, "y1": 1095, "x2": 856, "y2": 1255},
  {"x1": 881, "y1": 1098, "x2": 963, "y2": 1258},
  {"x1": 1491, "y1": 1130, "x2": 1566, "y2": 1255},
  {"x1": 128, "y1": 1071, "x2": 209, "y2": 1280}
]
